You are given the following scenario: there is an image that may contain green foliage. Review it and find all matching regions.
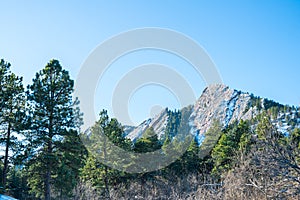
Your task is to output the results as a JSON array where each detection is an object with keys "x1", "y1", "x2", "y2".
[
  {"x1": 247, "y1": 95, "x2": 286, "y2": 115},
  {"x1": 1, "y1": 58, "x2": 299, "y2": 199},
  {"x1": 162, "y1": 106, "x2": 193, "y2": 156},
  {"x1": 289, "y1": 128, "x2": 300, "y2": 149},
  {"x1": 180, "y1": 139, "x2": 200, "y2": 173},
  {"x1": 81, "y1": 110, "x2": 132, "y2": 197},
  {"x1": 0, "y1": 59, "x2": 25, "y2": 191},
  {"x1": 249, "y1": 94, "x2": 262, "y2": 110},
  {"x1": 134, "y1": 127, "x2": 161, "y2": 153},
  {"x1": 25, "y1": 60, "x2": 86, "y2": 199},
  {"x1": 211, "y1": 120, "x2": 252, "y2": 176},
  {"x1": 263, "y1": 98, "x2": 284, "y2": 111},
  {"x1": 6, "y1": 167, "x2": 33, "y2": 199},
  {"x1": 91, "y1": 110, "x2": 132, "y2": 150},
  {"x1": 161, "y1": 106, "x2": 194, "y2": 174},
  {"x1": 177, "y1": 105, "x2": 193, "y2": 139},
  {"x1": 289, "y1": 128, "x2": 300, "y2": 163},
  {"x1": 163, "y1": 109, "x2": 181, "y2": 143},
  {"x1": 80, "y1": 155, "x2": 106, "y2": 189},
  {"x1": 52, "y1": 130, "x2": 87, "y2": 198},
  {"x1": 255, "y1": 112, "x2": 274, "y2": 140},
  {"x1": 268, "y1": 106, "x2": 280, "y2": 119},
  {"x1": 199, "y1": 120, "x2": 223, "y2": 159}
]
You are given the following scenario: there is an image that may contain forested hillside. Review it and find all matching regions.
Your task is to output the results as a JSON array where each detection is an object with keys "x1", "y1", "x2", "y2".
[{"x1": 0, "y1": 59, "x2": 299, "y2": 200}]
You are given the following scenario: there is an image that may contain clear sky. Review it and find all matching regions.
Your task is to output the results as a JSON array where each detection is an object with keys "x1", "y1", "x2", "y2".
[{"x1": 1, "y1": 1, "x2": 299, "y2": 126}]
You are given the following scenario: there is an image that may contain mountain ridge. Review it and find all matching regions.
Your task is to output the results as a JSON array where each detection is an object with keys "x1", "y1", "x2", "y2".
[{"x1": 124, "y1": 84, "x2": 299, "y2": 142}]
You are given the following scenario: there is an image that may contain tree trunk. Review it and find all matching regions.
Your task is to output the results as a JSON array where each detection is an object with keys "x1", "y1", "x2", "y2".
[
  {"x1": 45, "y1": 170, "x2": 51, "y2": 200},
  {"x1": 2, "y1": 122, "x2": 11, "y2": 190},
  {"x1": 44, "y1": 141, "x2": 52, "y2": 200},
  {"x1": 45, "y1": 82, "x2": 54, "y2": 200}
]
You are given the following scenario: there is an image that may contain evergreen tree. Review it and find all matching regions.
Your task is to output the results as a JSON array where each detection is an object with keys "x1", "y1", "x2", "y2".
[
  {"x1": 82, "y1": 110, "x2": 132, "y2": 198},
  {"x1": 0, "y1": 59, "x2": 25, "y2": 191},
  {"x1": 211, "y1": 120, "x2": 251, "y2": 176},
  {"x1": 180, "y1": 139, "x2": 200, "y2": 173},
  {"x1": 255, "y1": 112, "x2": 279, "y2": 140},
  {"x1": 6, "y1": 167, "x2": 32, "y2": 199},
  {"x1": 80, "y1": 155, "x2": 105, "y2": 189},
  {"x1": 52, "y1": 130, "x2": 87, "y2": 199},
  {"x1": 290, "y1": 128, "x2": 300, "y2": 149},
  {"x1": 134, "y1": 127, "x2": 161, "y2": 153},
  {"x1": 161, "y1": 106, "x2": 194, "y2": 175},
  {"x1": 25, "y1": 60, "x2": 85, "y2": 200},
  {"x1": 199, "y1": 120, "x2": 223, "y2": 159}
]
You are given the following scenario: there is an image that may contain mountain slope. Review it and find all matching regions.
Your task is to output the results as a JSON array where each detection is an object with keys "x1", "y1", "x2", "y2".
[{"x1": 124, "y1": 84, "x2": 299, "y2": 142}]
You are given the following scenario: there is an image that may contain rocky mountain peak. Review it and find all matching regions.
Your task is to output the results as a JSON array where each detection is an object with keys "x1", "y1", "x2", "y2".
[
  {"x1": 124, "y1": 84, "x2": 298, "y2": 142},
  {"x1": 190, "y1": 84, "x2": 253, "y2": 136}
]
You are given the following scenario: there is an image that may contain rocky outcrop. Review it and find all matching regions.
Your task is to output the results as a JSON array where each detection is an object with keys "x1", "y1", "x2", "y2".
[
  {"x1": 189, "y1": 84, "x2": 255, "y2": 136},
  {"x1": 124, "y1": 84, "x2": 298, "y2": 142},
  {"x1": 124, "y1": 108, "x2": 169, "y2": 141},
  {"x1": 125, "y1": 84, "x2": 254, "y2": 141}
]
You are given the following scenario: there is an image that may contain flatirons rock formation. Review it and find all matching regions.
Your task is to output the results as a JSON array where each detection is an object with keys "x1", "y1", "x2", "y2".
[
  {"x1": 124, "y1": 84, "x2": 299, "y2": 142},
  {"x1": 189, "y1": 84, "x2": 257, "y2": 138},
  {"x1": 125, "y1": 108, "x2": 169, "y2": 142}
]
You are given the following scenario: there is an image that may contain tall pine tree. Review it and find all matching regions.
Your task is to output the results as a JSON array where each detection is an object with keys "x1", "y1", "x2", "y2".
[
  {"x1": 0, "y1": 59, "x2": 25, "y2": 192},
  {"x1": 25, "y1": 60, "x2": 85, "y2": 200},
  {"x1": 81, "y1": 110, "x2": 132, "y2": 198}
]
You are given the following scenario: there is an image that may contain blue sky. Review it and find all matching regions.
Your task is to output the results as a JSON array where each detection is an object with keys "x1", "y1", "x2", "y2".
[{"x1": 0, "y1": 1, "x2": 299, "y2": 125}]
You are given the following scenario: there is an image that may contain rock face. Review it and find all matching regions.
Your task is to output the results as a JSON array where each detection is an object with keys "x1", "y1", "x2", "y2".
[
  {"x1": 124, "y1": 108, "x2": 169, "y2": 142},
  {"x1": 124, "y1": 84, "x2": 298, "y2": 142},
  {"x1": 189, "y1": 84, "x2": 255, "y2": 136},
  {"x1": 125, "y1": 84, "x2": 255, "y2": 141}
]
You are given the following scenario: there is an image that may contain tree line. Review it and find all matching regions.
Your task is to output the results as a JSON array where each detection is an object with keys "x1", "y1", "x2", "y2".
[
  {"x1": 0, "y1": 58, "x2": 300, "y2": 199},
  {"x1": 78, "y1": 104, "x2": 300, "y2": 199}
]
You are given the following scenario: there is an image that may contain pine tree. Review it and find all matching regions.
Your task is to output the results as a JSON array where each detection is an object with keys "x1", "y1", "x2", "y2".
[
  {"x1": 181, "y1": 139, "x2": 200, "y2": 173},
  {"x1": 134, "y1": 127, "x2": 161, "y2": 153},
  {"x1": 211, "y1": 120, "x2": 251, "y2": 176},
  {"x1": 290, "y1": 128, "x2": 300, "y2": 149},
  {"x1": 25, "y1": 60, "x2": 84, "y2": 200},
  {"x1": 255, "y1": 112, "x2": 285, "y2": 144},
  {"x1": 161, "y1": 106, "x2": 194, "y2": 175},
  {"x1": 80, "y1": 155, "x2": 104, "y2": 189},
  {"x1": 52, "y1": 129, "x2": 87, "y2": 199},
  {"x1": 0, "y1": 59, "x2": 25, "y2": 191},
  {"x1": 6, "y1": 166, "x2": 31, "y2": 199},
  {"x1": 199, "y1": 120, "x2": 223, "y2": 159},
  {"x1": 82, "y1": 110, "x2": 132, "y2": 198}
]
